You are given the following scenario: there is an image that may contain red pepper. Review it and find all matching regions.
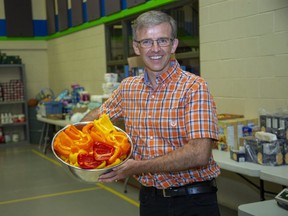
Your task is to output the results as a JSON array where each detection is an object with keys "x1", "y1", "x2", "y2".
[
  {"x1": 77, "y1": 152, "x2": 105, "y2": 169},
  {"x1": 93, "y1": 141, "x2": 115, "y2": 161}
]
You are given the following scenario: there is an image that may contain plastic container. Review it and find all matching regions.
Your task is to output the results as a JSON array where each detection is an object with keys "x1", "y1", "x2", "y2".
[{"x1": 38, "y1": 101, "x2": 63, "y2": 117}]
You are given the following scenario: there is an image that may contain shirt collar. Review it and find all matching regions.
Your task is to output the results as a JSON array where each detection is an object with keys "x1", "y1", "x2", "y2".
[{"x1": 143, "y1": 59, "x2": 180, "y2": 85}]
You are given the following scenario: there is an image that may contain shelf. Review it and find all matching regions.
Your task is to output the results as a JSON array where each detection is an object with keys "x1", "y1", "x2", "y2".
[
  {"x1": 0, "y1": 100, "x2": 26, "y2": 105},
  {"x1": 0, "y1": 64, "x2": 23, "y2": 68},
  {"x1": 0, "y1": 64, "x2": 30, "y2": 143},
  {"x1": 0, "y1": 122, "x2": 28, "y2": 127},
  {"x1": 175, "y1": 51, "x2": 199, "y2": 59}
]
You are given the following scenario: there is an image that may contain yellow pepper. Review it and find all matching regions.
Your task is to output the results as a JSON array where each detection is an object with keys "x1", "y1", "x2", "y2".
[
  {"x1": 93, "y1": 114, "x2": 116, "y2": 135},
  {"x1": 106, "y1": 158, "x2": 122, "y2": 168}
]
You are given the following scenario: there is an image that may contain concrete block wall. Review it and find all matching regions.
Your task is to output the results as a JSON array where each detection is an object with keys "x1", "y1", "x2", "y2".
[
  {"x1": 200, "y1": 0, "x2": 288, "y2": 118},
  {"x1": 0, "y1": 41, "x2": 49, "y2": 99},
  {"x1": 200, "y1": 0, "x2": 288, "y2": 210},
  {"x1": 47, "y1": 25, "x2": 106, "y2": 96}
]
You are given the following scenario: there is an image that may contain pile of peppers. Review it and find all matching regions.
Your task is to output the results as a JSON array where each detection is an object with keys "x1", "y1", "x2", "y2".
[{"x1": 53, "y1": 114, "x2": 131, "y2": 169}]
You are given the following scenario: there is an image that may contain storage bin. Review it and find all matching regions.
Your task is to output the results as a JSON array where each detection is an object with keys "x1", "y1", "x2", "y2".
[{"x1": 38, "y1": 101, "x2": 63, "y2": 117}]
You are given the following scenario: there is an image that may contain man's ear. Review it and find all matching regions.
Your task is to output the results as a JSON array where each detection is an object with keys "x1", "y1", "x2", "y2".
[
  {"x1": 171, "y1": 38, "x2": 179, "y2": 54},
  {"x1": 133, "y1": 41, "x2": 140, "y2": 55}
]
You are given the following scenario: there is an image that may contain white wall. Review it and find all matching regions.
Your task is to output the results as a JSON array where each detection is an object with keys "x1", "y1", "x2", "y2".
[
  {"x1": 199, "y1": 0, "x2": 288, "y2": 209},
  {"x1": 47, "y1": 25, "x2": 106, "y2": 96},
  {"x1": 0, "y1": 41, "x2": 49, "y2": 99},
  {"x1": 200, "y1": 0, "x2": 288, "y2": 118}
]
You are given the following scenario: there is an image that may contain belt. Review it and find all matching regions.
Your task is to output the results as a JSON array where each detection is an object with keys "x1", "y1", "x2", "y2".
[{"x1": 141, "y1": 179, "x2": 217, "y2": 198}]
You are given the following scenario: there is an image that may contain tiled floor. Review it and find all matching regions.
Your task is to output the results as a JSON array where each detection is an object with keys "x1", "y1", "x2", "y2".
[{"x1": 0, "y1": 143, "x2": 237, "y2": 216}]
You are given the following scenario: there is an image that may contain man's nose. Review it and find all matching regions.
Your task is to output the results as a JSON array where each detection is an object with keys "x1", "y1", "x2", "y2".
[{"x1": 151, "y1": 40, "x2": 161, "y2": 50}]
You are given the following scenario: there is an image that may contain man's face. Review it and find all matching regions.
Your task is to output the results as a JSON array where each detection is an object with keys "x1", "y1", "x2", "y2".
[{"x1": 133, "y1": 22, "x2": 178, "y2": 74}]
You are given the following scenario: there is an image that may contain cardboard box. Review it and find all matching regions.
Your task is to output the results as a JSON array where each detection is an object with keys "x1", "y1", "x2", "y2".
[
  {"x1": 284, "y1": 142, "x2": 288, "y2": 165},
  {"x1": 230, "y1": 149, "x2": 246, "y2": 162},
  {"x1": 244, "y1": 137, "x2": 287, "y2": 166},
  {"x1": 127, "y1": 56, "x2": 145, "y2": 68},
  {"x1": 217, "y1": 113, "x2": 244, "y2": 120},
  {"x1": 260, "y1": 114, "x2": 288, "y2": 139},
  {"x1": 257, "y1": 140, "x2": 285, "y2": 166},
  {"x1": 244, "y1": 137, "x2": 259, "y2": 163},
  {"x1": 217, "y1": 117, "x2": 258, "y2": 151}
]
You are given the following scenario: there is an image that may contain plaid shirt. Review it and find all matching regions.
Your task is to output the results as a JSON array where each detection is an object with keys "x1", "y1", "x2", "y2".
[{"x1": 100, "y1": 60, "x2": 220, "y2": 189}]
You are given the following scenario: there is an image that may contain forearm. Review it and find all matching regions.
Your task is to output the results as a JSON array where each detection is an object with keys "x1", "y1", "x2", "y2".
[
  {"x1": 134, "y1": 138, "x2": 212, "y2": 175},
  {"x1": 81, "y1": 108, "x2": 100, "y2": 122}
]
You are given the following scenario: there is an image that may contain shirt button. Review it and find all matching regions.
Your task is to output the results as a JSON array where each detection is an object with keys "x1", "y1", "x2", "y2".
[
  {"x1": 150, "y1": 136, "x2": 153, "y2": 140},
  {"x1": 151, "y1": 95, "x2": 155, "y2": 99},
  {"x1": 148, "y1": 115, "x2": 152, "y2": 118}
]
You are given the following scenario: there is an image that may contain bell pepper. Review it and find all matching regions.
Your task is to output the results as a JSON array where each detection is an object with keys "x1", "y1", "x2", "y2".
[
  {"x1": 53, "y1": 132, "x2": 74, "y2": 158},
  {"x1": 93, "y1": 114, "x2": 116, "y2": 135},
  {"x1": 64, "y1": 124, "x2": 93, "y2": 151},
  {"x1": 77, "y1": 152, "x2": 106, "y2": 169},
  {"x1": 69, "y1": 152, "x2": 79, "y2": 166},
  {"x1": 107, "y1": 145, "x2": 121, "y2": 164},
  {"x1": 112, "y1": 131, "x2": 131, "y2": 155},
  {"x1": 90, "y1": 130, "x2": 107, "y2": 143},
  {"x1": 106, "y1": 158, "x2": 122, "y2": 168},
  {"x1": 93, "y1": 141, "x2": 115, "y2": 161},
  {"x1": 65, "y1": 124, "x2": 82, "y2": 139},
  {"x1": 82, "y1": 122, "x2": 94, "y2": 134}
]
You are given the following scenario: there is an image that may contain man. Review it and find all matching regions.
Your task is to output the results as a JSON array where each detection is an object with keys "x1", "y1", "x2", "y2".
[{"x1": 82, "y1": 10, "x2": 221, "y2": 216}]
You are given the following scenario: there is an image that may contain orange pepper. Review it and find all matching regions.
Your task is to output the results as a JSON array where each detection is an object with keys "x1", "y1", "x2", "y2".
[
  {"x1": 107, "y1": 145, "x2": 121, "y2": 164},
  {"x1": 104, "y1": 131, "x2": 131, "y2": 156},
  {"x1": 82, "y1": 122, "x2": 94, "y2": 134},
  {"x1": 65, "y1": 124, "x2": 82, "y2": 140},
  {"x1": 64, "y1": 124, "x2": 93, "y2": 151},
  {"x1": 90, "y1": 130, "x2": 107, "y2": 143},
  {"x1": 53, "y1": 133, "x2": 73, "y2": 158}
]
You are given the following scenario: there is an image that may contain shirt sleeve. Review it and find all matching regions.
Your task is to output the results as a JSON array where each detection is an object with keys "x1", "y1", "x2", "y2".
[
  {"x1": 185, "y1": 77, "x2": 218, "y2": 140},
  {"x1": 99, "y1": 87, "x2": 123, "y2": 121}
]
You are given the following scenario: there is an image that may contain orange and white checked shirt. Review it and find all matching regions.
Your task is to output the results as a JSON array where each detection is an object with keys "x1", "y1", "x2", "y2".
[{"x1": 100, "y1": 60, "x2": 220, "y2": 189}]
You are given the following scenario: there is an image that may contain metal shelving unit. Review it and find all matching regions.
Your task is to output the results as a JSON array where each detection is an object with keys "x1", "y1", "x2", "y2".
[{"x1": 0, "y1": 64, "x2": 30, "y2": 144}]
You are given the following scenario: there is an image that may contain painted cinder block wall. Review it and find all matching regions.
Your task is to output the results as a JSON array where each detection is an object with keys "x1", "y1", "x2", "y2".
[
  {"x1": 199, "y1": 0, "x2": 288, "y2": 209},
  {"x1": 200, "y1": 0, "x2": 288, "y2": 118}
]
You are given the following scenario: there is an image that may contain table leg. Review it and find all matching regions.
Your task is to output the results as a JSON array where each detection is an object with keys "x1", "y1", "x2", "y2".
[
  {"x1": 43, "y1": 124, "x2": 50, "y2": 154},
  {"x1": 260, "y1": 179, "x2": 265, "y2": 201},
  {"x1": 124, "y1": 177, "x2": 130, "y2": 193},
  {"x1": 39, "y1": 123, "x2": 47, "y2": 149}
]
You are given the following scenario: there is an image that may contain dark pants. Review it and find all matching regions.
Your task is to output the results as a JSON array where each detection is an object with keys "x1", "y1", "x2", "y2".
[{"x1": 139, "y1": 184, "x2": 220, "y2": 216}]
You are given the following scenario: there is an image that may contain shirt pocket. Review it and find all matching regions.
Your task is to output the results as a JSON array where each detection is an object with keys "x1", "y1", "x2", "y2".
[{"x1": 156, "y1": 101, "x2": 186, "y2": 140}]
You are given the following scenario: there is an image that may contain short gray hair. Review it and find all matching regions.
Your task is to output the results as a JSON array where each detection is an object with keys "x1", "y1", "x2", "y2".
[{"x1": 132, "y1": 10, "x2": 177, "y2": 40}]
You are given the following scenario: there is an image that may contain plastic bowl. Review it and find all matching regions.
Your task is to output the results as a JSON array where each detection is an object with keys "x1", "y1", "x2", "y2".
[{"x1": 51, "y1": 122, "x2": 133, "y2": 183}]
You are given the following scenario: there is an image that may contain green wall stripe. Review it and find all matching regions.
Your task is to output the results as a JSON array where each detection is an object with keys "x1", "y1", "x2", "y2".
[{"x1": 0, "y1": 0, "x2": 176, "y2": 41}]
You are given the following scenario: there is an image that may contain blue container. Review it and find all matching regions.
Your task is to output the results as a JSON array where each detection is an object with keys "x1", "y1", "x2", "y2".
[{"x1": 42, "y1": 101, "x2": 63, "y2": 116}]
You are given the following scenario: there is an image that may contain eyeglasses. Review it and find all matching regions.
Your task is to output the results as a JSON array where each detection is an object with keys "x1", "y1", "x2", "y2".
[{"x1": 134, "y1": 37, "x2": 174, "y2": 48}]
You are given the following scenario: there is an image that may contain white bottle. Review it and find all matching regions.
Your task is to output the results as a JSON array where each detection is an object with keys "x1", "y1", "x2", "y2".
[
  {"x1": 4, "y1": 113, "x2": 8, "y2": 124},
  {"x1": 0, "y1": 113, "x2": 3, "y2": 124},
  {"x1": 8, "y1": 113, "x2": 13, "y2": 123},
  {"x1": 1, "y1": 113, "x2": 6, "y2": 124}
]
